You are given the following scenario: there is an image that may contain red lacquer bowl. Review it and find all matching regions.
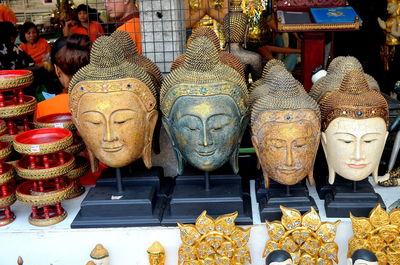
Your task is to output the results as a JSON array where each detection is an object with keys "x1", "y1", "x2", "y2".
[
  {"x1": 0, "y1": 70, "x2": 33, "y2": 91},
  {"x1": 13, "y1": 128, "x2": 73, "y2": 155},
  {"x1": 34, "y1": 113, "x2": 75, "y2": 131}
]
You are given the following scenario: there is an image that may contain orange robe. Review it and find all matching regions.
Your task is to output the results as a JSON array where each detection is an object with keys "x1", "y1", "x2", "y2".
[
  {"x1": 0, "y1": 5, "x2": 17, "y2": 24},
  {"x1": 34, "y1": 94, "x2": 69, "y2": 120},
  {"x1": 117, "y1": 17, "x2": 142, "y2": 54},
  {"x1": 70, "y1": 21, "x2": 104, "y2": 43},
  {"x1": 19, "y1": 38, "x2": 51, "y2": 66}
]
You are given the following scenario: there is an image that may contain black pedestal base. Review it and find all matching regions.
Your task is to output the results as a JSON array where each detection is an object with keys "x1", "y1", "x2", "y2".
[
  {"x1": 256, "y1": 178, "x2": 318, "y2": 222},
  {"x1": 71, "y1": 163, "x2": 166, "y2": 228},
  {"x1": 322, "y1": 176, "x2": 385, "y2": 218},
  {"x1": 161, "y1": 169, "x2": 252, "y2": 226}
]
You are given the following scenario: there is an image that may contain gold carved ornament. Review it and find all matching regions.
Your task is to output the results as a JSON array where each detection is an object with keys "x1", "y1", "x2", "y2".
[
  {"x1": 348, "y1": 204, "x2": 400, "y2": 265},
  {"x1": 263, "y1": 206, "x2": 340, "y2": 265},
  {"x1": 178, "y1": 211, "x2": 252, "y2": 265}
]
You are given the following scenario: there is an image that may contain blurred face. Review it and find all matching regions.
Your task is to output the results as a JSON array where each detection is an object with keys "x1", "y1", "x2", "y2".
[
  {"x1": 166, "y1": 95, "x2": 242, "y2": 172},
  {"x1": 76, "y1": 91, "x2": 148, "y2": 168},
  {"x1": 105, "y1": 0, "x2": 129, "y2": 20},
  {"x1": 387, "y1": 3, "x2": 398, "y2": 14},
  {"x1": 322, "y1": 117, "x2": 388, "y2": 183},
  {"x1": 78, "y1": 10, "x2": 89, "y2": 23},
  {"x1": 25, "y1": 27, "x2": 38, "y2": 45}
]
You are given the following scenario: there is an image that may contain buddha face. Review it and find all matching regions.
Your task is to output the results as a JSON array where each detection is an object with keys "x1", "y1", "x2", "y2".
[
  {"x1": 322, "y1": 117, "x2": 388, "y2": 184},
  {"x1": 74, "y1": 91, "x2": 158, "y2": 168},
  {"x1": 252, "y1": 110, "x2": 320, "y2": 187},
  {"x1": 149, "y1": 254, "x2": 165, "y2": 265},
  {"x1": 163, "y1": 95, "x2": 246, "y2": 174}
]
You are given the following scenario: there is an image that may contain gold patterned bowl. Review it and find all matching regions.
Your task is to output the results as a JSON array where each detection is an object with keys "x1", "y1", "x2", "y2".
[
  {"x1": 13, "y1": 128, "x2": 73, "y2": 155},
  {"x1": 0, "y1": 141, "x2": 11, "y2": 161},
  {"x1": 15, "y1": 152, "x2": 75, "y2": 180},
  {"x1": 64, "y1": 137, "x2": 85, "y2": 155},
  {"x1": 0, "y1": 164, "x2": 14, "y2": 185},
  {"x1": 16, "y1": 180, "x2": 74, "y2": 206},
  {"x1": 0, "y1": 70, "x2": 33, "y2": 91},
  {"x1": 34, "y1": 113, "x2": 75, "y2": 131},
  {"x1": 0, "y1": 192, "x2": 16, "y2": 208},
  {"x1": 0, "y1": 95, "x2": 36, "y2": 119},
  {"x1": 0, "y1": 120, "x2": 6, "y2": 135},
  {"x1": 66, "y1": 155, "x2": 89, "y2": 180}
]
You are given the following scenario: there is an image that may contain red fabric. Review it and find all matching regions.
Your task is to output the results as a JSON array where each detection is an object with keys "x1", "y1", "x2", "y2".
[
  {"x1": 0, "y1": 5, "x2": 17, "y2": 24},
  {"x1": 117, "y1": 17, "x2": 142, "y2": 54},
  {"x1": 70, "y1": 21, "x2": 104, "y2": 43},
  {"x1": 19, "y1": 38, "x2": 50, "y2": 66}
]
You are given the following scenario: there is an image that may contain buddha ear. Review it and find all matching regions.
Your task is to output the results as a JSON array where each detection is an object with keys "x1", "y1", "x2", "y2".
[
  {"x1": 308, "y1": 131, "x2": 321, "y2": 186},
  {"x1": 142, "y1": 109, "x2": 158, "y2": 169},
  {"x1": 321, "y1": 131, "x2": 336, "y2": 184},
  {"x1": 87, "y1": 149, "x2": 99, "y2": 173},
  {"x1": 162, "y1": 116, "x2": 184, "y2": 175},
  {"x1": 230, "y1": 114, "x2": 249, "y2": 174},
  {"x1": 251, "y1": 135, "x2": 270, "y2": 188}
]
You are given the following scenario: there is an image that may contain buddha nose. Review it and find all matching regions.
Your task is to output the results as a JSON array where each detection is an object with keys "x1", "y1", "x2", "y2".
[
  {"x1": 200, "y1": 124, "x2": 213, "y2": 147},
  {"x1": 285, "y1": 145, "x2": 294, "y2": 166},
  {"x1": 103, "y1": 122, "x2": 117, "y2": 142},
  {"x1": 352, "y1": 139, "x2": 363, "y2": 160}
]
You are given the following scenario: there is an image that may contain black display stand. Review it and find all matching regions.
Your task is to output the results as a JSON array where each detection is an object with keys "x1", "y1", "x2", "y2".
[
  {"x1": 256, "y1": 177, "x2": 318, "y2": 221},
  {"x1": 316, "y1": 174, "x2": 385, "y2": 218},
  {"x1": 71, "y1": 161, "x2": 169, "y2": 228},
  {"x1": 161, "y1": 165, "x2": 252, "y2": 226}
]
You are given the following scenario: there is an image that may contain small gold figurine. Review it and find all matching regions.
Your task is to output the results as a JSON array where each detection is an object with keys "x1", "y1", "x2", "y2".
[
  {"x1": 90, "y1": 244, "x2": 110, "y2": 265},
  {"x1": 348, "y1": 204, "x2": 400, "y2": 264},
  {"x1": 178, "y1": 211, "x2": 252, "y2": 265},
  {"x1": 263, "y1": 206, "x2": 340, "y2": 264},
  {"x1": 148, "y1": 241, "x2": 166, "y2": 265}
]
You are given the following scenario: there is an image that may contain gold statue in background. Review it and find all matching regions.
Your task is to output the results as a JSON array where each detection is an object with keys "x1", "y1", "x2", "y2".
[
  {"x1": 178, "y1": 211, "x2": 252, "y2": 265},
  {"x1": 263, "y1": 206, "x2": 340, "y2": 264},
  {"x1": 148, "y1": 241, "x2": 166, "y2": 265},
  {"x1": 241, "y1": 0, "x2": 270, "y2": 43},
  {"x1": 348, "y1": 204, "x2": 400, "y2": 265}
]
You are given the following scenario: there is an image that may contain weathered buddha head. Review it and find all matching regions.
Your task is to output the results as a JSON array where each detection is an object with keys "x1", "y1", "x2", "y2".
[
  {"x1": 223, "y1": 0, "x2": 249, "y2": 44},
  {"x1": 69, "y1": 36, "x2": 158, "y2": 170},
  {"x1": 161, "y1": 37, "x2": 248, "y2": 174},
  {"x1": 347, "y1": 249, "x2": 378, "y2": 265},
  {"x1": 310, "y1": 56, "x2": 379, "y2": 104},
  {"x1": 321, "y1": 70, "x2": 389, "y2": 184},
  {"x1": 110, "y1": 30, "x2": 163, "y2": 91},
  {"x1": 265, "y1": 250, "x2": 294, "y2": 265},
  {"x1": 251, "y1": 66, "x2": 321, "y2": 188}
]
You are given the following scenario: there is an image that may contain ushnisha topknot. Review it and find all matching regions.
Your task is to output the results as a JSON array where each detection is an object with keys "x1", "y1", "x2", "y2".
[
  {"x1": 310, "y1": 56, "x2": 379, "y2": 103},
  {"x1": 320, "y1": 70, "x2": 389, "y2": 131},
  {"x1": 160, "y1": 36, "x2": 248, "y2": 116},
  {"x1": 69, "y1": 36, "x2": 156, "y2": 97},
  {"x1": 250, "y1": 66, "x2": 320, "y2": 126},
  {"x1": 170, "y1": 28, "x2": 245, "y2": 79},
  {"x1": 223, "y1": 0, "x2": 248, "y2": 43},
  {"x1": 249, "y1": 59, "x2": 285, "y2": 93},
  {"x1": 110, "y1": 30, "x2": 163, "y2": 90}
]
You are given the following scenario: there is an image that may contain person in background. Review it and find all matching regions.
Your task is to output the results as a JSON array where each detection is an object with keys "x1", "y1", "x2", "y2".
[
  {"x1": 0, "y1": 4, "x2": 17, "y2": 24},
  {"x1": 0, "y1": 22, "x2": 34, "y2": 70},
  {"x1": 19, "y1": 22, "x2": 51, "y2": 67},
  {"x1": 104, "y1": 0, "x2": 142, "y2": 53},
  {"x1": 69, "y1": 4, "x2": 104, "y2": 43},
  {"x1": 34, "y1": 34, "x2": 90, "y2": 119}
]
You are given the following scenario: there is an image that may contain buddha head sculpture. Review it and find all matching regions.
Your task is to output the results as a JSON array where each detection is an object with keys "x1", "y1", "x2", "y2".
[
  {"x1": 170, "y1": 27, "x2": 245, "y2": 80},
  {"x1": 69, "y1": 36, "x2": 158, "y2": 170},
  {"x1": 89, "y1": 244, "x2": 109, "y2": 265},
  {"x1": 251, "y1": 66, "x2": 321, "y2": 188},
  {"x1": 110, "y1": 30, "x2": 163, "y2": 91},
  {"x1": 161, "y1": 36, "x2": 248, "y2": 174},
  {"x1": 223, "y1": 0, "x2": 248, "y2": 44},
  {"x1": 321, "y1": 70, "x2": 389, "y2": 184},
  {"x1": 266, "y1": 250, "x2": 294, "y2": 265},
  {"x1": 310, "y1": 56, "x2": 379, "y2": 104},
  {"x1": 249, "y1": 59, "x2": 285, "y2": 97},
  {"x1": 147, "y1": 241, "x2": 166, "y2": 265},
  {"x1": 347, "y1": 249, "x2": 378, "y2": 265}
]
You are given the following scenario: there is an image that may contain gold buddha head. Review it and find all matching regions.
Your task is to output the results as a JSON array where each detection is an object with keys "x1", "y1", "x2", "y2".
[
  {"x1": 147, "y1": 241, "x2": 165, "y2": 265},
  {"x1": 321, "y1": 70, "x2": 389, "y2": 184},
  {"x1": 161, "y1": 37, "x2": 248, "y2": 174},
  {"x1": 69, "y1": 36, "x2": 158, "y2": 170},
  {"x1": 251, "y1": 65, "x2": 321, "y2": 188},
  {"x1": 223, "y1": 0, "x2": 249, "y2": 44}
]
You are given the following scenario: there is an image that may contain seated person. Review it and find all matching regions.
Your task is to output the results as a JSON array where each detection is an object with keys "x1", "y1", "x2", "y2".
[
  {"x1": 69, "y1": 4, "x2": 104, "y2": 43},
  {"x1": 19, "y1": 22, "x2": 51, "y2": 67},
  {"x1": 34, "y1": 34, "x2": 90, "y2": 119},
  {"x1": 0, "y1": 22, "x2": 34, "y2": 70}
]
